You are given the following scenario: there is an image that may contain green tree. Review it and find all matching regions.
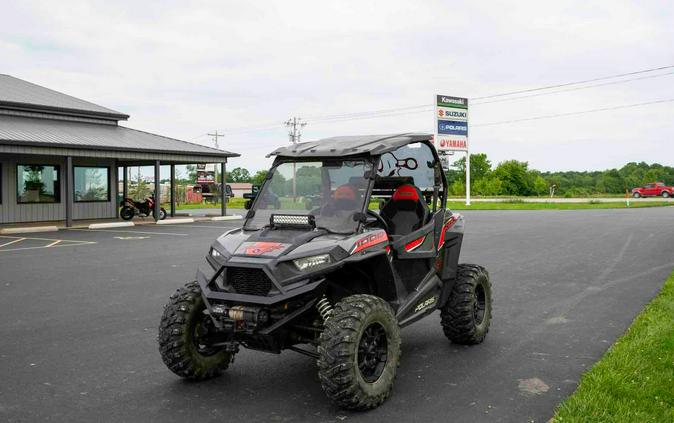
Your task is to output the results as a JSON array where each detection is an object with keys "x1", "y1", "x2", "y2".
[
  {"x1": 473, "y1": 177, "x2": 503, "y2": 196},
  {"x1": 451, "y1": 153, "x2": 492, "y2": 183},
  {"x1": 595, "y1": 169, "x2": 625, "y2": 194},
  {"x1": 492, "y1": 160, "x2": 533, "y2": 196},
  {"x1": 532, "y1": 175, "x2": 549, "y2": 196},
  {"x1": 228, "y1": 167, "x2": 251, "y2": 182},
  {"x1": 251, "y1": 170, "x2": 268, "y2": 186}
]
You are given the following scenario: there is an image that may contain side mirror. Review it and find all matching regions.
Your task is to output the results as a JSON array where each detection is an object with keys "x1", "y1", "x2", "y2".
[{"x1": 244, "y1": 200, "x2": 252, "y2": 210}]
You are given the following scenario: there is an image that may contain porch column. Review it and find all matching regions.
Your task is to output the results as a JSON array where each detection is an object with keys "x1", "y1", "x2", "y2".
[
  {"x1": 65, "y1": 156, "x2": 73, "y2": 227},
  {"x1": 122, "y1": 166, "x2": 128, "y2": 203},
  {"x1": 170, "y1": 164, "x2": 176, "y2": 217},
  {"x1": 221, "y1": 161, "x2": 227, "y2": 216},
  {"x1": 154, "y1": 160, "x2": 161, "y2": 222}
]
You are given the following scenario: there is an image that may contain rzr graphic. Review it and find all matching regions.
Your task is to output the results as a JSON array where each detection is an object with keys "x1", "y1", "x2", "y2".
[
  {"x1": 244, "y1": 242, "x2": 286, "y2": 256},
  {"x1": 158, "y1": 133, "x2": 492, "y2": 411}
]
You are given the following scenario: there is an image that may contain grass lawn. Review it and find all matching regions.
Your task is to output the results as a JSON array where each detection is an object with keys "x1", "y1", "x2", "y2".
[
  {"x1": 552, "y1": 271, "x2": 674, "y2": 422},
  {"x1": 169, "y1": 199, "x2": 674, "y2": 211},
  {"x1": 445, "y1": 201, "x2": 674, "y2": 210}
]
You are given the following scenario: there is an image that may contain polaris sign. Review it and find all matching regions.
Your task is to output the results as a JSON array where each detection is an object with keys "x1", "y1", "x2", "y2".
[{"x1": 434, "y1": 94, "x2": 468, "y2": 152}]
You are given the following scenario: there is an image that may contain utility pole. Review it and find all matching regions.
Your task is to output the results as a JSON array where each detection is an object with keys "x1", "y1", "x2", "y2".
[
  {"x1": 208, "y1": 131, "x2": 225, "y2": 149},
  {"x1": 284, "y1": 117, "x2": 306, "y2": 201}
]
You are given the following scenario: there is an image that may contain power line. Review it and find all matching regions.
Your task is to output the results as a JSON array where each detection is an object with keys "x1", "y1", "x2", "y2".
[
  {"x1": 471, "y1": 64, "x2": 674, "y2": 100},
  {"x1": 222, "y1": 97, "x2": 674, "y2": 150},
  {"x1": 471, "y1": 71, "x2": 674, "y2": 105},
  {"x1": 212, "y1": 64, "x2": 674, "y2": 136},
  {"x1": 302, "y1": 70, "x2": 674, "y2": 126},
  {"x1": 301, "y1": 65, "x2": 674, "y2": 124},
  {"x1": 473, "y1": 98, "x2": 674, "y2": 127}
]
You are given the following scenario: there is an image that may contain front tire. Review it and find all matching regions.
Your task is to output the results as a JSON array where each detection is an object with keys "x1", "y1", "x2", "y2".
[
  {"x1": 440, "y1": 264, "x2": 492, "y2": 345},
  {"x1": 120, "y1": 206, "x2": 134, "y2": 220},
  {"x1": 633, "y1": 192, "x2": 641, "y2": 198},
  {"x1": 317, "y1": 295, "x2": 401, "y2": 410},
  {"x1": 158, "y1": 281, "x2": 232, "y2": 380},
  {"x1": 663, "y1": 191, "x2": 670, "y2": 198}
]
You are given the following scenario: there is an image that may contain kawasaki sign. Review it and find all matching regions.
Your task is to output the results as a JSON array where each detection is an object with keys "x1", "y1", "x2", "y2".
[{"x1": 434, "y1": 95, "x2": 468, "y2": 152}]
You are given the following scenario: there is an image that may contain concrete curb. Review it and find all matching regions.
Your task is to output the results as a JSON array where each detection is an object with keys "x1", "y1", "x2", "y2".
[
  {"x1": 211, "y1": 215, "x2": 243, "y2": 221},
  {"x1": 89, "y1": 222, "x2": 135, "y2": 229},
  {"x1": 156, "y1": 218, "x2": 195, "y2": 225},
  {"x1": 0, "y1": 226, "x2": 59, "y2": 234}
]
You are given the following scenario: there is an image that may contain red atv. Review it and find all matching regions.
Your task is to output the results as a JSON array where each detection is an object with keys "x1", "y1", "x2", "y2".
[
  {"x1": 120, "y1": 195, "x2": 167, "y2": 220},
  {"x1": 632, "y1": 182, "x2": 674, "y2": 198}
]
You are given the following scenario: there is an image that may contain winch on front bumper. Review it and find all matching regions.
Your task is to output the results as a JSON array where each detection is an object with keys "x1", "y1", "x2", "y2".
[{"x1": 196, "y1": 264, "x2": 326, "y2": 346}]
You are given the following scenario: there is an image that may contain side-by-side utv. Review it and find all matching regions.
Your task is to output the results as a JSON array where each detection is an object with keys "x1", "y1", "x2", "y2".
[{"x1": 158, "y1": 134, "x2": 492, "y2": 410}]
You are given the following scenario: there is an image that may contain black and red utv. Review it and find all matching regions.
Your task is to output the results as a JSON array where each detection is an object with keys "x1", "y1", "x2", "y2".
[{"x1": 158, "y1": 134, "x2": 492, "y2": 410}]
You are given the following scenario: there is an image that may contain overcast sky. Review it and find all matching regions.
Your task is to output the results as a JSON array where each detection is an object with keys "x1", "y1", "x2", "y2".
[{"x1": 1, "y1": 0, "x2": 673, "y2": 173}]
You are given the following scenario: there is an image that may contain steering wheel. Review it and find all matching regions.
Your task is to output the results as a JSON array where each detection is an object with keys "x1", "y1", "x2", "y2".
[{"x1": 365, "y1": 210, "x2": 389, "y2": 233}]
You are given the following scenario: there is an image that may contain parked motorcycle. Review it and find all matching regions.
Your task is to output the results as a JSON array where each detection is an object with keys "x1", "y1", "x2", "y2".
[{"x1": 119, "y1": 195, "x2": 167, "y2": 220}]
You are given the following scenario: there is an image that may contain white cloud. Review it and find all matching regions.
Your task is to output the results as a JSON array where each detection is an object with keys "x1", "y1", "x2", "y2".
[{"x1": 1, "y1": 0, "x2": 673, "y2": 172}]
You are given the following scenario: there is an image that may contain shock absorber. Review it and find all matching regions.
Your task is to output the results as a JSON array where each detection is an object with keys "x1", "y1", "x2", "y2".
[{"x1": 316, "y1": 295, "x2": 333, "y2": 321}]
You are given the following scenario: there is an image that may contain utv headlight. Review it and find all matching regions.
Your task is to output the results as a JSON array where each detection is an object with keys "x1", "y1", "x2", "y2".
[
  {"x1": 210, "y1": 248, "x2": 223, "y2": 259},
  {"x1": 293, "y1": 254, "x2": 330, "y2": 271}
]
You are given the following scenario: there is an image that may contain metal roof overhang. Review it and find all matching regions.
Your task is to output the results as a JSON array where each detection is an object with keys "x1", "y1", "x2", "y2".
[{"x1": 0, "y1": 140, "x2": 237, "y2": 164}]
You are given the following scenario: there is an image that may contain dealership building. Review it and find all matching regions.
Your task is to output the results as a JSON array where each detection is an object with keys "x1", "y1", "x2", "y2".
[{"x1": 0, "y1": 75, "x2": 238, "y2": 226}]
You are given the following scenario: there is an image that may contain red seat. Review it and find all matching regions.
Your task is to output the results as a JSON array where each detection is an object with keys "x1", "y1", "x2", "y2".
[{"x1": 380, "y1": 184, "x2": 429, "y2": 236}]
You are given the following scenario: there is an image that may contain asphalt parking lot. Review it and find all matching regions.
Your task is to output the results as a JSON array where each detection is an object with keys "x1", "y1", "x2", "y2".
[{"x1": 1, "y1": 208, "x2": 673, "y2": 423}]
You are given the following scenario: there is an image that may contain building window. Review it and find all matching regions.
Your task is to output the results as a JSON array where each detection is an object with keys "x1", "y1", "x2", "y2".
[
  {"x1": 17, "y1": 164, "x2": 61, "y2": 203},
  {"x1": 74, "y1": 166, "x2": 110, "y2": 202}
]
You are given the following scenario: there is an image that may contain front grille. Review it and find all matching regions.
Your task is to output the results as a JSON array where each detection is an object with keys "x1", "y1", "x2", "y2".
[{"x1": 227, "y1": 267, "x2": 272, "y2": 296}]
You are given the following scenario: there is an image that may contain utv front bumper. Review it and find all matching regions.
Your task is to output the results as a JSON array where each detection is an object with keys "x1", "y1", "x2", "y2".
[{"x1": 196, "y1": 266, "x2": 326, "y2": 306}]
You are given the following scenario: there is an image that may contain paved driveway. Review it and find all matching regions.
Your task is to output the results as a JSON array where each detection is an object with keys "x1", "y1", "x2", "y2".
[{"x1": 1, "y1": 209, "x2": 673, "y2": 422}]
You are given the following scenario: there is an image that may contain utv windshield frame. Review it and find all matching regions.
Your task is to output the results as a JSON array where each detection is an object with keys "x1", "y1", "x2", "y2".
[
  {"x1": 243, "y1": 156, "x2": 376, "y2": 234},
  {"x1": 245, "y1": 137, "x2": 449, "y2": 234}
]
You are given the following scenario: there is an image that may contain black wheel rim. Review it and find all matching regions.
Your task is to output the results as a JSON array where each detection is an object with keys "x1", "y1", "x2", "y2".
[
  {"x1": 473, "y1": 283, "x2": 487, "y2": 325},
  {"x1": 192, "y1": 313, "x2": 219, "y2": 356},
  {"x1": 357, "y1": 322, "x2": 388, "y2": 383}
]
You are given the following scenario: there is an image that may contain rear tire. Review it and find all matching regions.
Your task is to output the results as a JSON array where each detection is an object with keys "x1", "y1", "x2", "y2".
[
  {"x1": 317, "y1": 295, "x2": 401, "y2": 410},
  {"x1": 663, "y1": 191, "x2": 670, "y2": 198},
  {"x1": 440, "y1": 264, "x2": 492, "y2": 345},
  {"x1": 120, "y1": 206, "x2": 134, "y2": 220},
  {"x1": 158, "y1": 281, "x2": 232, "y2": 380},
  {"x1": 154, "y1": 208, "x2": 167, "y2": 220}
]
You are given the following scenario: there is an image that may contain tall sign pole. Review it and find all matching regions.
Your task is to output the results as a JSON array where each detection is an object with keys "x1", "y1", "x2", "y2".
[{"x1": 434, "y1": 95, "x2": 470, "y2": 205}]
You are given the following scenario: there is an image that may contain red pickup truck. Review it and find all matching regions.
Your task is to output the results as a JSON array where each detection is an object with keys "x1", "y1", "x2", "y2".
[{"x1": 632, "y1": 182, "x2": 674, "y2": 198}]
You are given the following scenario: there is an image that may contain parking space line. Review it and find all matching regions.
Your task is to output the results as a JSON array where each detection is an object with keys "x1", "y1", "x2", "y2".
[
  {"x1": 66, "y1": 228, "x2": 188, "y2": 236},
  {"x1": 163, "y1": 223, "x2": 241, "y2": 229},
  {"x1": 0, "y1": 237, "x2": 26, "y2": 248},
  {"x1": 0, "y1": 235, "x2": 97, "y2": 254},
  {"x1": 0, "y1": 242, "x2": 96, "y2": 253}
]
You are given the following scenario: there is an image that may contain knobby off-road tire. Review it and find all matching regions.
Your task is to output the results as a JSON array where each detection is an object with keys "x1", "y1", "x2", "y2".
[
  {"x1": 317, "y1": 295, "x2": 401, "y2": 410},
  {"x1": 440, "y1": 264, "x2": 492, "y2": 345},
  {"x1": 158, "y1": 281, "x2": 232, "y2": 380}
]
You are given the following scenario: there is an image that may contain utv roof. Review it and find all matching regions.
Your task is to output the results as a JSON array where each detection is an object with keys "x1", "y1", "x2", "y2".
[{"x1": 267, "y1": 133, "x2": 433, "y2": 158}]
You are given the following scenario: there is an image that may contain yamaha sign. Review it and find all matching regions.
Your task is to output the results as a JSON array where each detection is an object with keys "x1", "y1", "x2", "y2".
[{"x1": 434, "y1": 94, "x2": 468, "y2": 152}]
